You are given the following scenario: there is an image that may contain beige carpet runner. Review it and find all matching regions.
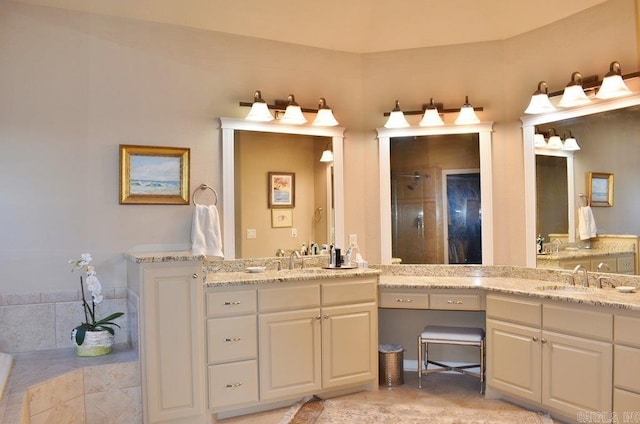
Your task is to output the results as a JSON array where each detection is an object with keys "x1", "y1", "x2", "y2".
[{"x1": 283, "y1": 396, "x2": 554, "y2": 424}]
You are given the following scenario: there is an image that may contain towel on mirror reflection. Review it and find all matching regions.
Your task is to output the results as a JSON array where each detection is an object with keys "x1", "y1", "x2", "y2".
[
  {"x1": 191, "y1": 204, "x2": 224, "y2": 258},
  {"x1": 578, "y1": 206, "x2": 597, "y2": 240}
]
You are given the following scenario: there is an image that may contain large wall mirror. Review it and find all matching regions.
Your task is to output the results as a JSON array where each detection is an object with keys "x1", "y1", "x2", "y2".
[
  {"x1": 220, "y1": 117, "x2": 345, "y2": 259},
  {"x1": 377, "y1": 123, "x2": 494, "y2": 265},
  {"x1": 522, "y1": 92, "x2": 640, "y2": 271}
]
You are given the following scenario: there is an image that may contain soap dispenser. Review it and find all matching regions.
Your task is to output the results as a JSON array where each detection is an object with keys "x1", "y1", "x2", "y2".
[{"x1": 536, "y1": 235, "x2": 544, "y2": 254}]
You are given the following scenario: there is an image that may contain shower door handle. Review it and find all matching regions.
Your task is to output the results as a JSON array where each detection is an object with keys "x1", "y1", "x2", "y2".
[{"x1": 416, "y1": 212, "x2": 424, "y2": 238}]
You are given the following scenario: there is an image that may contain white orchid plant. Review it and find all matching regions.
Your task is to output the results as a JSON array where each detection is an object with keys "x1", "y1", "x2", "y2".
[{"x1": 69, "y1": 253, "x2": 124, "y2": 345}]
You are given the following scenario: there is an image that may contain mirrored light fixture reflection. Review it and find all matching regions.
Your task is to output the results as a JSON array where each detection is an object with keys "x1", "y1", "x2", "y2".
[
  {"x1": 454, "y1": 96, "x2": 481, "y2": 125},
  {"x1": 419, "y1": 98, "x2": 444, "y2": 126},
  {"x1": 562, "y1": 130, "x2": 580, "y2": 151},
  {"x1": 384, "y1": 100, "x2": 410, "y2": 128},
  {"x1": 546, "y1": 128, "x2": 564, "y2": 149},
  {"x1": 280, "y1": 94, "x2": 307, "y2": 124},
  {"x1": 533, "y1": 132, "x2": 547, "y2": 148},
  {"x1": 524, "y1": 81, "x2": 556, "y2": 114},
  {"x1": 595, "y1": 61, "x2": 632, "y2": 99},
  {"x1": 558, "y1": 72, "x2": 591, "y2": 107},
  {"x1": 312, "y1": 98, "x2": 339, "y2": 126},
  {"x1": 245, "y1": 90, "x2": 275, "y2": 122},
  {"x1": 319, "y1": 141, "x2": 334, "y2": 162}
]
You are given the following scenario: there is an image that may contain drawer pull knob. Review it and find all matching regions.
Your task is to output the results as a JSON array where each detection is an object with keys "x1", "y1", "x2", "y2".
[
  {"x1": 323, "y1": 315, "x2": 329, "y2": 320},
  {"x1": 316, "y1": 316, "x2": 322, "y2": 320},
  {"x1": 224, "y1": 383, "x2": 243, "y2": 388},
  {"x1": 224, "y1": 301, "x2": 241, "y2": 305},
  {"x1": 396, "y1": 298, "x2": 413, "y2": 303},
  {"x1": 541, "y1": 338, "x2": 547, "y2": 344},
  {"x1": 224, "y1": 337, "x2": 242, "y2": 342},
  {"x1": 532, "y1": 337, "x2": 539, "y2": 342},
  {"x1": 192, "y1": 273, "x2": 198, "y2": 279},
  {"x1": 447, "y1": 300, "x2": 463, "y2": 304}
]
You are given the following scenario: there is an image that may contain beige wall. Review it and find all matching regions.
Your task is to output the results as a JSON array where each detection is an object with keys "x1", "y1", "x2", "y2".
[{"x1": 0, "y1": 0, "x2": 637, "y2": 292}]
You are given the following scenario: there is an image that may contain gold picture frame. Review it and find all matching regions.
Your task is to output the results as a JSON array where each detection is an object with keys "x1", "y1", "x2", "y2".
[
  {"x1": 587, "y1": 172, "x2": 614, "y2": 207},
  {"x1": 271, "y1": 209, "x2": 293, "y2": 228},
  {"x1": 268, "y1": 172, "x2": 295, "y2": 208},
  {"x1": 119, "y1": 145, "x2": 190, "y2": 205}
]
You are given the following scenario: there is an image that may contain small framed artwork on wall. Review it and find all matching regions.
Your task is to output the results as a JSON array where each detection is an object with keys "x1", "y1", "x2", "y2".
[
  {"x1": 271, "y1": 209, "x2": 293, "y2": 228},
  {"x1": 587, "y1": 172, "x2": 614, "y2": 207},
  {"x1": 119, "y1": 145, "x2": 190, "y2": 204},
  {"x1": 268, "y1": 172, "x2": 295, "y2": 208}
]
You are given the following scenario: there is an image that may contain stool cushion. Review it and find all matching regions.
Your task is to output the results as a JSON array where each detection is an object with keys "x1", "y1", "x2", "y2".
[{"x1": 421, "y1": 325, "x2": 484, "y2": 342}]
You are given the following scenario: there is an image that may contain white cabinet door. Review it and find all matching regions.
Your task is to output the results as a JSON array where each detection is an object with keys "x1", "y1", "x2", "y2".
[
  {"x1": 321, "y1": 302, "x2": 377, "y2": 389},
  {"x1": 486, "y1": 319, "x2": 541, "y2": 404},
  {"x1": 259, "y1": 308, "x2": 322, "y2": 400},
  {"x1": 140, "y1": 263, "x2": 205, "y2": 424},
  {"x1": 542, "y1": 331, "x2": 612, "y2": 415}
]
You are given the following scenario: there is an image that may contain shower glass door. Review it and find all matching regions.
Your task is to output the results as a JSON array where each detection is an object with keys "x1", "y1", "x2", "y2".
[{"x1": 444, "y1": 170, "x2": 482, "y2": 264}]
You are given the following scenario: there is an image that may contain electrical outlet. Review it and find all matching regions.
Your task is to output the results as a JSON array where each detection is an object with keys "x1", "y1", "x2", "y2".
[
  {"x1": 247, "y1": 229, "x2": 257, "y2": 239},
  {"x1": 291, "y1": 228, "x2": 298, "y2": 238},
  {"x1": 349, "y1": 234, "x2": 358, "y2": 246}
]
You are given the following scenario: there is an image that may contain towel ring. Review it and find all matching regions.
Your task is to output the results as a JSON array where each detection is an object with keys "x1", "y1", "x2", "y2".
[{"x1": 192, "y1": 184, "x2": 218, "y2": 205}]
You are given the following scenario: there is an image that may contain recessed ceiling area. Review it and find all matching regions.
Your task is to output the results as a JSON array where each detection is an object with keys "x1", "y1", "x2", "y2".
[{"x1": 12, "y1": 0, "x2": 610, "y2": 53}]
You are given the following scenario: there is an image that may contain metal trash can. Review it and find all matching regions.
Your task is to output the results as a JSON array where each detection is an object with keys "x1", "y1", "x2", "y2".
[{"x1": 378, "y1": 344, "x2": 404, "y2": 386}]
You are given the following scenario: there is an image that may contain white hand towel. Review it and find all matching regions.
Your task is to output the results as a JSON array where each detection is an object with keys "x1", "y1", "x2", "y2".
[
  {"x1": 191, "y1": 204, "x2": 224, "y2": 258},
  {"x1": 578, "y1": 206, "x2": 597, "y2": 240}
]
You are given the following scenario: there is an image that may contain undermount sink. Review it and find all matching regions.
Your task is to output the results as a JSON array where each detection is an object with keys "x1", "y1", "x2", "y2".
[{"x1": 535, "y1": 285, "x2": 596, "y2": 294}]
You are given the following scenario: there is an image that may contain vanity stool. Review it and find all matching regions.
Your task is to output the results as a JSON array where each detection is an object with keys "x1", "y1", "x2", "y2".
[{"x1": 417, "y1": 325, "x2": 485, "y2": 393}]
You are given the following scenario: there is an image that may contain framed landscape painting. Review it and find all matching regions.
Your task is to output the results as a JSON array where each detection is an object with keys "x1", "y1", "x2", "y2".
[
  {"x1": 119, "y1": 145, "x2": 190, "y2": 204},
  {"x1": 268, "y1": 172, "x2": 295, "y2": 208}
]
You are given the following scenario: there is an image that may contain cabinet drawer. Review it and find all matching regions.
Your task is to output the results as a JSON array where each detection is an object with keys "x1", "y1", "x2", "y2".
[
  {"x1": 208, "y1": 360, "x2": 258, "y2": 409},
  {"x1": 614, "y1": 388, "x2": 640, "y2": 416},
  {"x1": 617, "y1": 256, "x2": 635, "y2": 274},
  {"x1": 379, "y1": 291, "x2": 429, "y2": 309},
  {"x1": 543, "y1": 303, "x2": 612, "y2": 341},
  {"x1": 614, "y1": 345, "x2": 640, "y2": 392},
  {"x1": 322, "y1": 278, "x2": 377, "y2": 306},
  {"x1": 430, "y1": 293, "x2": 482, "y2": 310},
  {"x1": 208, "y1": 315, "x2": 257, "y2": 364},
  {"x1": 486, "y1": 295, "x2": 541, "y2": 327},
  {"x1": 206, "y1": 289, "x2": 256, "y2": 317},
  {"x1": 259, "y1": 283, "x2": 320, "y2": 312},
  {"x1": 615, "y1": 314, "x2": 640, "y2": 347}
]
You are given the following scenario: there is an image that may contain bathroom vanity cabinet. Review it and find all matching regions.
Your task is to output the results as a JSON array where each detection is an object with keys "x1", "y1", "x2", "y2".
[
  {"x1": 537, "y1": 252, "x2": 635, "y2": 275},
  {"x1": 486, "y1": 294, "x2": 613, "y2": 418},
  {"x1": 613, "y1": 311, "x2": 640, "y2": 415}
]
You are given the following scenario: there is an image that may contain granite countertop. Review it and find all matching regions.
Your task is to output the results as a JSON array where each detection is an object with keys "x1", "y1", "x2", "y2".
[
  {"x1": 205, "y1": 267, "x2": 381, "y2": 287},
  {"x1": 124, "y1": 251, "x2": 205, "y2": 263},
  {"x1": 537, "y1": 248, "x2": 633, "y2": 261}
]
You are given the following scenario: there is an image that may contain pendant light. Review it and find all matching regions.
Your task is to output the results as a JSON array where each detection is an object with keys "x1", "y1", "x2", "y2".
[
  {"x1": 546, "y1": 128, "x2": 563, "y2": 149},
  {"x1": 312, "y1": 98, "x2": 339, "y2": 126},
  {"x1": 562, "y1": 130, "x2": 580, "y2": 151},
  {"x1": 384, "y1": 100, "x2": 410, "y2": 128},
  {"x1": 558, "y1": 72, "x2": 591, "y2": 107},
  {"x1": 454, "y1": 96, "x2": 480, "y2": 125},
  {"x1": 595, "y1": 61, "x2": 632, "y2": 100},
  {"x1": 419, "y1": 98, "x2": 444, "y2": 126},
  {"x1": 534, "y1": 133, "x2": 547, "y2": 148},
  {"x1": 524, "y1": 81, "x2": 556, "y2": 114},
  {"x1": 245, "y1": 90, "x2": 274, "y2": 122},
  {"x1": 280, "y1": 94, "x2": 307, "y2": 124}
]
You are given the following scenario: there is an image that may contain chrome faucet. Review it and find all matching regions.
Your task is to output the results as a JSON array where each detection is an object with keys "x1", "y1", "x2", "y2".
[
  {"x1": 289, "y1": 250, "x2": 301, "y2": 270},
  {"x1": 550, "y1": 238, "x2": 562, "y2": 254},
  {"x1": 595, "y1": 262, "x2": 610, "y2": 288},
  {"x1": 571, "y1": 264, "x2": 589, "y2": 287},
  {"x1": 272, "y1": 260, "x2": 283, "y2": 271}
]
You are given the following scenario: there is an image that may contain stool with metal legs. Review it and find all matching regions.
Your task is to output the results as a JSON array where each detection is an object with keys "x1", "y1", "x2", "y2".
[{"x1": 417, "y1": 325, "x2": 485, "y2": 393}]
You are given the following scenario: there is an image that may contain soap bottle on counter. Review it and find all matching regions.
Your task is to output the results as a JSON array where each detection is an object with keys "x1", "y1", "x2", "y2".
[{"x1": 536, "y1": 234, "x2": 544, "y2": 254}]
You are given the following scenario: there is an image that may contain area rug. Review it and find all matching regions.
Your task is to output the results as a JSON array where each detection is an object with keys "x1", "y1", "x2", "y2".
[{"x1": 284, "y1": 396, "x2": 554, "y2": 424}]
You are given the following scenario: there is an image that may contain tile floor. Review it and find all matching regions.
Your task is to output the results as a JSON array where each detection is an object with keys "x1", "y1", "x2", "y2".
[{"x1": 218, "y1": 372, "x2": 558, "y2": 424}]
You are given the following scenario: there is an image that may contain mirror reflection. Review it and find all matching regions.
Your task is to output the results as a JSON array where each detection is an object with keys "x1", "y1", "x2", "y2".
[
  {"x1": 235, "y1": 131, "x2": 333, "y2": 258},
  {"x1": 527, "y1": 100, "x2": 640, "y2": 275}
]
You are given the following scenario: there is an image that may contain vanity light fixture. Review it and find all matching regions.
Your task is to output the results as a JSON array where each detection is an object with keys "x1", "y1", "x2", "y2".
[
  {"x1": 312, "y1": 98, "x2": 339, "y2": 126},
  {"x1": 558, "y1": 72, "x2": 592, "y2": 108},
  {"x1": 562, "y1": 130, "x2": 580, "y2": 151},
  {"x1": 280, "y1": 94, "x2": 307, "y2": 124},
  {"x1": 319, "y1": 141, "x2": 334, "y2": 162},
  {"x1": 595, "y1": 61, "x2": 632, "y2": 99},
  {"x1": 245, "y1": 90, "x2": 275, "y2": 122},
  {"x1": 454, "y1": 96, "x2": 481, "y2": 125},
  {"x1": 524, "y1": 81, "x2": 556, "y2": 114},
  {"x1": 384, "y1": 100, "x2": 410, "y2": 128},
  {"x1": 533, "y1": 131, "x2": 547, "y2": 148},
  {"x1": 419, "y1": 98, "x2": 445, "y2": 126},
  {"x1": 546, "y1": 128, "x2": 564, "y2": 149}
]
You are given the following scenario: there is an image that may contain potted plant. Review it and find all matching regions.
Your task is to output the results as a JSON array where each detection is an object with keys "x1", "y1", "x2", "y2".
[{"x1": 69, "y1": 253, "x2": 124, "y2": 356}]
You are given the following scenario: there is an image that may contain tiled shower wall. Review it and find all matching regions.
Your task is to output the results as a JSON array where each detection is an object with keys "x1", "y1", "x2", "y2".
[{"x1": 0, "y1": 288, "x2": 131, "y2": 353}]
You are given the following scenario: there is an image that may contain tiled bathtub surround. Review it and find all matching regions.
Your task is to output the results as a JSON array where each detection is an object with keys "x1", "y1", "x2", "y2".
[{"x1": 0, "y1": 288, "x2": 130, "y2": 353}]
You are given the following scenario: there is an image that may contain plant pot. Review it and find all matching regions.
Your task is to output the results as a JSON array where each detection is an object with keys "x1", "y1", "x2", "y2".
[{"x1": 72, "y1": 328, "x2": 114, "y2": 357}]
